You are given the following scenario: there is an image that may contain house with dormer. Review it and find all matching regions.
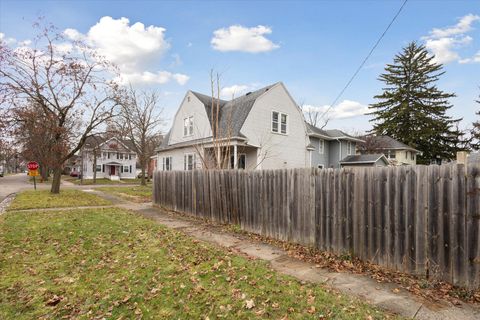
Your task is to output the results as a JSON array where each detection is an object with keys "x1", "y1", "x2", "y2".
[
  {"x1": 79, "y1": 135, "x2": 137, "y2": 180},
  {"x1": 156, "y1": 82, "x2": 379, "y2": 171}
]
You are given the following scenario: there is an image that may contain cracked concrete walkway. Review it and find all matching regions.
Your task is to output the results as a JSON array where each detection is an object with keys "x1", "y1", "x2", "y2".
[{"x1": 14, "y1": 187, "x2": 479, "y2": 320}]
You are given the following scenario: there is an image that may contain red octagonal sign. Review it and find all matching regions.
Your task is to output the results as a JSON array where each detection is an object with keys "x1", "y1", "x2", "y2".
[{"x1": 27, "y1": 161, "x2": 39, "y2": 171}]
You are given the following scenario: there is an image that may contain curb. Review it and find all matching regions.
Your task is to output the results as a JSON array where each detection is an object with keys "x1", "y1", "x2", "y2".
[{"x1": 0, "y1": 193, "x2": 16, "y2": 215}]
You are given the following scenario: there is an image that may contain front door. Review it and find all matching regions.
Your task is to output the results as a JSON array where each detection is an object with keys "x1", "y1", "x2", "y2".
[{"x1": 110, "y1": 165, "x2": 116, "y2": 175}]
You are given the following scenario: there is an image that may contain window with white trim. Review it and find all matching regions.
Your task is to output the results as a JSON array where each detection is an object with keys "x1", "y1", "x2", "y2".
[
  {"x1": 95, "y1": 165, "x2": 101, "y2": 172},
  {"x1": 347, "y1": 142, "x2": 355, "y2": 155},
  {"x1": 124, "y1": 166, "x2": 129, "y2": 173},
  {"x1": 183, "y1": 116, "x2": 194, "y2": 136},
  {"x1": 387, "y1": 150, "x2": 396, "y2": 159},
  {"x1": 272, "y1": 111, "x2": 288, "y2": 134},
  {"x1": 162, "y1": 156, "x2": 172, "y2": 171},
  {"x1": 184, "y1": 153, "x2": 195, "y2": 170},
  {"x1": 318, "y1": 139, "x2": 325, "y2": 154}
]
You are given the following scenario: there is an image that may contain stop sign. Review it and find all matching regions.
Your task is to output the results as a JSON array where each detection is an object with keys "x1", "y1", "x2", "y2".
[{"x1": 27, "y1": 161, "x2": 39, "y2": 171}]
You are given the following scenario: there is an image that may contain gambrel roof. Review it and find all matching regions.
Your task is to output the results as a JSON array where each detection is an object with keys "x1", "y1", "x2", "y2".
[
  {"x1": 191, "y1": 83, "x2": 277, "y2": 139},
  {"x1": 158, "y1": 83, "x2": 277, "y2": 150}
]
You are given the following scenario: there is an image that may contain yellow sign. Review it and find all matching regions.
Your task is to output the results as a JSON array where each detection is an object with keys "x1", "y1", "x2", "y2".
[{"x1": 28, "y1": 169, "x2": 39, "y2": 177}]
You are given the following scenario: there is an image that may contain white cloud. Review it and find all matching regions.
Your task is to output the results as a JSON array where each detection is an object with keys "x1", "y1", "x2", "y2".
[
  {"x1": 0, "y1": 33, "x2": 18, "y2": 45},
  {"x1": 304, "y1": 100, "x2": 368, "y2": 120},
  {"x1": 220, "y1": 84, "x2": 249, "y2": 98},
  {"x1": 425, "y1": 36, "x2": 472, "y2": 64},
  {"x1": 63, "y1": 28, "x2": 84, "y2": 41},
  {"x1": 64, "y1": 16, "x2": 188, "y2": 86},
  {"x1": 117, "y1": 71, "x2": 189, "y2": 86},
  {"x1": 422, "y1": 14, "x2": 480, "y2": 64},
  {"x1": 211, "y1": 25, "x2": 279, "y2": 53},
  {"x1": 459, "y1": 50, "x2": 480, "y2": 64},
  {"x1": 428, "y1": 14, "x2": 480, "y2": 38}
]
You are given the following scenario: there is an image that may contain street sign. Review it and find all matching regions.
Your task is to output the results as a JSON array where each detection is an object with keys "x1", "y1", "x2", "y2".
[
  {"x1": 28, "y1": 169, "x2": 39, "y2": 177},
  {"x1": 27, "y1": 161, "x2": 39, "y2": 171}
]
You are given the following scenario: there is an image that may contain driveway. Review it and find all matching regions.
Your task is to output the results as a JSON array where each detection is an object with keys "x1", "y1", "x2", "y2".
[{"x1": 0, "y1": 173, "x2": 44, "y2": 202}]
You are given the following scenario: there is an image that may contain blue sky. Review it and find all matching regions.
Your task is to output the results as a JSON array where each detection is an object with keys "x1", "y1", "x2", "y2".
[{"x1": 1, "y1": 0, "x2": 479, "y2": 133}]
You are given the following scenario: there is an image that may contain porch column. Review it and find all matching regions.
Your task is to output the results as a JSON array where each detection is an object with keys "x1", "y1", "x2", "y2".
[{"x1": 233, "y1": 144, "x2": 238, "y2": 169}]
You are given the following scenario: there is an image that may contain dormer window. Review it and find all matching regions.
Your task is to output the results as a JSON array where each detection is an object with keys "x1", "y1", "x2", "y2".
[{"x1": 183, "y1": 116, "x2": 194, "y2": 136}]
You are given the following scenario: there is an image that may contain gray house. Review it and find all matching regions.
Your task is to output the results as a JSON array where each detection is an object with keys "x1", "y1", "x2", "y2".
[
  {"x1": 156, "y1": 82, "x2": 373, "y2": 171},
  {"x1": 306, "y1": 124, "x2": 366, "y2": 168}
]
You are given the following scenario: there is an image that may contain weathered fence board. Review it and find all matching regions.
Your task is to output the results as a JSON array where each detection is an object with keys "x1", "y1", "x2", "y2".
[{"x1": 153, "y1": 163, "x2": 480, "y2": 289}]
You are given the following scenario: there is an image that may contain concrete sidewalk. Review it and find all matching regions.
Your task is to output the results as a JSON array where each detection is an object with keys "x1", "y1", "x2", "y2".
[{"x1": 20, "y1": 188, "x2": 480, "y2": 320}]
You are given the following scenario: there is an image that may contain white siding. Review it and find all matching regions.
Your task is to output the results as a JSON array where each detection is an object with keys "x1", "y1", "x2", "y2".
[
  {"x1": 157, "y1": 146, "x2": 203, "y2": 171},
  {"x1": 81, "y1": 138, "x2": 137, "y2": 179},
  {"x1": 240, "y1": 83, "x2": 309, "y2": 169},
  {"x1": 168, "y1": 92, "x2": 213, "y2": 145}
]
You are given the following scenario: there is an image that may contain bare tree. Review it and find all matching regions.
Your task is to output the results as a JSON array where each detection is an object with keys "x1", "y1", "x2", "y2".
[
  {"x1": 118, "y1": 87, "x2": 164, "y2": 186},
  {"x1": 0, "y1": 21, "x2": 120, "y2": 193},
  {"x1": 356, "y1": 134, "x2": 389, "y2": 154},
  {"x1": 302, "y1": 104, "x2": 321, "y2": 127}
]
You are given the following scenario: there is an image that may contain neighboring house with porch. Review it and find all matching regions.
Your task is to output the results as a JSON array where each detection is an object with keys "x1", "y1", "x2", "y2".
[
  {"x1": 156, "y1": 82, "x2": 371, "y2": 171},
  {"x1": 63, "y1": 155, "x2": 81, "y2": 175},
  {"x1": 357, "y1": 135, "x2": 419, "y2": 166},
  {"x1": 79, "y1": 135, "x2": 137, "y2": 180}
]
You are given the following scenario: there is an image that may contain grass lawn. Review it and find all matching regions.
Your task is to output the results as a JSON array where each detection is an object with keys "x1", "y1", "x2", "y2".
[
  {"x1": 0, "y1": 208, "x2": 395, "y2": 319},
  {"x1": 8, "y1": 189, "x2": 111, "y2": 211},
  {"x1": 97, "y1": 185, "x2": 152, "y2": 202}
]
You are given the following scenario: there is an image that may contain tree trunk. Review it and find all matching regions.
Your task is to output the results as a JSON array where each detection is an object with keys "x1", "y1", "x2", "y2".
[
  {"x1": 140, "y1": 159, "x2": 146, "y2": 186},
  {"x1": 40, "y1": 165, "x2": 49, "y2": 181},
  {"x1": 50, "y1": 167, "x2": 62, "y2": 194},
  {"x1": 93, "y1": 152, "x2": 97, "y2": 184}
]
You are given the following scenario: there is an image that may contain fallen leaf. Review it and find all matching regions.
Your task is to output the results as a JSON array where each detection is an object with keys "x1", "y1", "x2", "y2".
[
  {"x1": 45, "y1": 295, "x2": 62, "y2": 306},
  {"x1": 245, "y1": 299, "x2": 255, "y2": 309}
]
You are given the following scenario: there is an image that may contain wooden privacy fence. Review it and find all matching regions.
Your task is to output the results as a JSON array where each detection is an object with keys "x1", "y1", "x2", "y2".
[{"x1": 153, "y1": 163, "x2": 480, "y2": 289}]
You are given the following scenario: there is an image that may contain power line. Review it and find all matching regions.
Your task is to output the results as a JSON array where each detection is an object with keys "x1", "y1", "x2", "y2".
[{"x1": 321, "y1": 0, "x2": 408, "y2": 126}]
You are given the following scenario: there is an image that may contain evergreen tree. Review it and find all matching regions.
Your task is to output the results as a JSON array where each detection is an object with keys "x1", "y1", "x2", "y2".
[
  {"x1": 369, "y1": 42, "x2": 463, "y2": 164},
  {"x1": 472, "y1": 94, "x2": 480, "y2": 150}
]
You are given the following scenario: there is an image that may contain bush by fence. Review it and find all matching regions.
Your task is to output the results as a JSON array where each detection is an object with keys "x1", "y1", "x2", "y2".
[{"x1": 153, "y1": 163, "x2": 480, "y2": 289}]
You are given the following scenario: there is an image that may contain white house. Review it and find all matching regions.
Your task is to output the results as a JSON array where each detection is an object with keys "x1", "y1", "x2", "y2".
[
  {"x1": 79, "y1": 136, "x2": 137, "y2": 180},
  {"x1": 156, "y1": 82, "x2": 375, "y2": 171}
]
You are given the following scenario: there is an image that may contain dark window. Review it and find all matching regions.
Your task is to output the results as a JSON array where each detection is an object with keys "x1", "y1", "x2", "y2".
[
  {"x1": 238, "y1": 154, "x2": 246, "y2": 169},
  {"x1": 280, "y1": 113, "x2": 287, "y2": 134},
  {"x1": 230, "y1": 154, "x2": 246, "y2": 169},
  {"x1": 272, "y1": 111, "x2": 279, "y2": 133},
  {"x1": 184, "y1": 154, "x2": 194, "y2": 170}
]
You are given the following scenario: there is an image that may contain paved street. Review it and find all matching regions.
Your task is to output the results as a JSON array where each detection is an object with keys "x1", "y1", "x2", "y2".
[{"x1": 0, "y1": 173, "x2": 41, "y2": 202}]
